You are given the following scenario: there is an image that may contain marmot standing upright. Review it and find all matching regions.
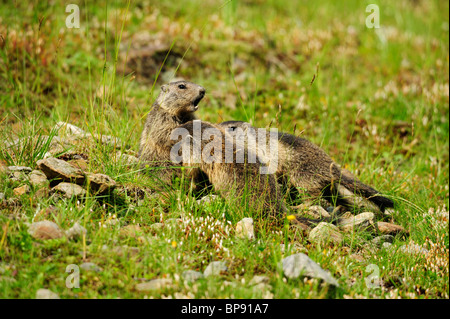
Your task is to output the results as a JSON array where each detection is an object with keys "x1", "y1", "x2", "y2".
[
  {"x1": 219, "y1": 120, "x2": 394, "y2": 214},
  {"x1": 138, "y1": 81, "x2": 286, "y2": 219}
]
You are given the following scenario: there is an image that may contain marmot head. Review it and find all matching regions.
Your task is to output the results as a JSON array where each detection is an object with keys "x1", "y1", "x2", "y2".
[{"x1": 157, "y1": 81, "x2": 206, "y2": 116}]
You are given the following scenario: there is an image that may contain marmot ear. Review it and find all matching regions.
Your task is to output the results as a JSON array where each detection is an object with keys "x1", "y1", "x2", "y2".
[{"x1": 161, "y1": 84, "x2": 168, "y2": 93}]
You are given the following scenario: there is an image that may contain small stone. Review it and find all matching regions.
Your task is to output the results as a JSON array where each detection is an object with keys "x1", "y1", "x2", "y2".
[
  {"x1": 204, "y1": 261, "x2": 228, "y2": 277},
  {"x1": 66, "y1": 222, "x2": 87, "y2": 239},
  {"x1": 80, "y1": 262, "x2": 102, "y2": 273},
  {"x1": 338, "y1": 212, "x2": 376, "y2": 233},
  {"x1": 28, "y1": 220, "x2": 65, "y2": 240},
  {"x1": 7, "y1": 166, "x2": 32, "y2": 173},
  {"x1": 308, "y1": 222, "x2": 343, "y2": 245},
  {"x1": 377, "y1": 222, "x2": 408, "y2": 236},
  {"x1": 13, "y1": 184, "x2": 30, "y2": 196},
  {"x1": 51, "y1": 182, "x2": 86, "y2": 199},
  {"x1": 382, "y1": 242, "x2": 393, "y2": 249},
  {"x1": 37, "y1": 157, "x2": 85, "y2": 184},
  {"x1": 182, "y1": 270, "x2": 204, "y2": 282},
  {"x1": 370, "y1": 235, "x2": 394, "y2": 248},
  {"x1": 54, "y1": 122, "x2": 86, "y2": 137},
  {"x1": 196, "y1": 195, "x2": 219, "y2": 205},
  {"x1": 68, "y1": 159, "x2": 89, "y2": 171},
  {"x1": 281, "y1": 253, "x2": 339, "y2": 286},
  {"x1": 236, "y1": 217, "x2": 255, "y2": 240},
  {"x1": 308, "y1": 205, "x2": 331, "y2": 219},
  {"x1": 116, "y1": 151, "x2": 139, "y2": 165},
  {"x1": 36, "y1": 288, "x2": 60, "y2": 299},
  {"x1": 248, "y1": 275, "x2": 269, "y2": 286},
  {"x1": 135, "y1": 278, "x2": 173, "y2": 292},
  {"x1": 29, "y1": 170, "x2": 49, "y2": 188},
  {"x1": 86, "y1": 173, "x2": 116, "y2": 194}
]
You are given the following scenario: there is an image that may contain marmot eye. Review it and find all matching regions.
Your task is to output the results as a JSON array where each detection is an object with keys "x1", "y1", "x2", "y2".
[{"x1": 178, "y1": 84, "x2": 187, "y2": 89}]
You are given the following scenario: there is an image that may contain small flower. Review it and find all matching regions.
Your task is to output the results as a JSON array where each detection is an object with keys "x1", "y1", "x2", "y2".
[
  {"x1": 171, "y1": 241, "x2": 177, "y2": 248},
  {"x1": 287, "y1": 215, "x2": 296, "y2": 221}
]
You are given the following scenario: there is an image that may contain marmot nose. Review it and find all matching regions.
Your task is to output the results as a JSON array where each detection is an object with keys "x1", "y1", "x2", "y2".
[{"x1": 199, "y1": 87, "x2": 206, "y2": 97}]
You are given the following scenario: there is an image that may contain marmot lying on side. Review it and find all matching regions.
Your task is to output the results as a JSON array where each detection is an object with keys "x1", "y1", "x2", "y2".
[{"x1": 219, "y1": 120, "x2": 394, "y2": 215}]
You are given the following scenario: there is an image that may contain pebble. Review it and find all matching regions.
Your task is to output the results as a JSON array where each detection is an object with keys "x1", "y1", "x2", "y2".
[
  {"x1": 308, "y1": 222, "x2": 343, "y2": 245},
  {"x1": 235, "y1": 217, "x2": 255, "y2": 240},
  {"x1": 338, "y1": 212, "x2": 376, "y2": 233},
  {"x1": 28, "y1": 220, "x2": 65, "y2": 240},
  {"x1": 13, "y1": 184, "x2": 30, "y2": 196},
  {"x1": 80, "y1": 262, "x2": 102, "y2": 273},
  {"x1": 51, "y1": 182, "x2": 86, "y2": 199},
  {"x1": 36, "y1": 288, "x2": 60, "y2": 299},
  {"x1": 37, "y1": 157, "x2": 85, "y2": 184},
  {"x1": 66, "y1": 222, "x2": 87, "y2": 239},
  {"x1": 281, "y1": 253, "x2": 339, "y2": 286},
  {"x1": 135, "y1": 278, "x2": 173, "y2": 292},
  {"x1": 182, "y1": 270, "x2": 204, "y2": 282},
  {"x1": 204, "y1": 261, "x2": 228, "y2": 277}
]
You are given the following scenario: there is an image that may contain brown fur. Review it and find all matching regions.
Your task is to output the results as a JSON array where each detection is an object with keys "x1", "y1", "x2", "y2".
[
  {"x1": 138, "y1": 82, "x2": 286, "y2": 219},
  {"x1": 219, "y1": 121, "x2": 394, "y2": 214}
]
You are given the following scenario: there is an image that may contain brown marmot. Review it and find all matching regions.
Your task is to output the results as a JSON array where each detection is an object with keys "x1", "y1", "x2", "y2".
[
  {"x1": 218, "y1": 120, "x2": 394, "y2": 215},
  {"x1": 138, "y1": 81, "x2": 286, "y2": 219}
]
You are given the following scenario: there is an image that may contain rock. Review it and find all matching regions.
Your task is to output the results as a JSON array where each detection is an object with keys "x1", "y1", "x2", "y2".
[
  {"x1": 382, "y1": 242, "x2": 393, "y2": 249},
  {"x1": 36, "y1": 288, "x2": 60, "y2": 299},
  {"x1": 51, "y1": 182, "x2": 86, "y2": 199},
  {"x1": 86, "y1": 173, "x2": 116, "y2": 194},
  {"x1": 308, "y1": 205, "x2": 331, "y2": 219},
  {"x1": 37, "y1": 157, "x2": 85, "y2": 184},
  {"x1": 135, "y1": 278, "x2": 173, "y2": 292},
  {"x1": 28, "y1": 220, "x2": 65, "y2": 240},
  {"x1": 204, "y1": 261, "x2": 228, "y2": 277},
  {"x1": 116, "y1": 151, "x2": 139, "y2": 165},
  {"x1": 119, "y1": 224, "x2": 143, "y2": 238},
  {"x1": 66, "y1": 222, "x2": 87, "y2": 239},
  {"x1": 13, "y1": 184, "x2": 30, "y2": 196},
  {"x1": 281, "y1": 253, "x2": 339, "y2": 286},
  {"x1": 308, "y1": 222, "x2": 343, "y2": 245},
  {"x1": 54, "y1": 122, "x2": 86, "y2": 137},
  {"x1": 377, "y1": 222, "x2": 407, "y2": 236},
  {"x1": 196, "y1": 195, "x2": 219, "y2": 205},
  {"x1": 338, "y1": 212, "x2": 376, "y2": 233},
  {"x1": 182, "y1": 270, "x2": 204, "y2": 282},
  {"x1": 68, "y1": 159, "x2": 89, "y2": 171},
  {"x1": 7, "y1": 166, "x2": 32, "y2": 173},
  {"x1": 370, "y1": 235, "x2": 394, "y2": 248},
  {"x1": 236, "y1": 218, "x2": 255, "y2": 240},
  {"x1": 80, "y1": 262, "x2": 102, "y2": 273},
  {"x1": 248, "y1": 275, "x2": 269, "y2": 286},
  {"x1": 29, "y1": 170, "x2": 49, "y2": 188},
  {"x1": 10, "y1": 171, "x2": 29, "y2": 182}
]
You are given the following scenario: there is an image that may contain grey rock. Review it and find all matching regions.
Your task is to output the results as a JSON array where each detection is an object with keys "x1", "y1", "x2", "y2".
[
  {"x1": 338, "y1": 212, "x2": 376, "y2": 233},
  {"x1": 308, "y1": 222, "x2": 343, "y2": 245},
  {"x1": 66, "y1": 222, "x2": 87, "y2": 239},
  {"x1": 236, "y1": 218, "x2": 255, "y2": 240},
  {"x1": 51, "y1": 182, "x2": 86, "y2": 199},
  {"x1": 80, "y1": 262, "x2": 102, "y2": 273},
  {"x1": 248, "y1": 275, "x2": 269, "y2": 286},
  {"x1": 29, "y1": 170, "x2": 49, "y2": 188},
  {"x1": 281, "y1": 253, "x2": 339, "y2": 286},
  {"x1": 308, "y1": 205, "x2": 331, "y2": 219},
  {"x1": 182, "y1": 270, "x2": 204, "y2": 282},
  {"x1": 7, "y1": 166, "x2": 32, "y2": 173},
  {"x1": 37, "y1": 157, "x2": 85, "y2": 184},
  {"x1": 36, "y1": 288, "x2": 60, "y2": 299},
  {"x1": 13, "y1": 184, "x2": 30, "y2": 196},
  {"x1": 377, "y1": 222, "x2": 408, "y2": 236},
  {"x1": 86, "y1": 173, "x2": 116, "y2": 194},
  {"x1": 135, "y1": 278, "x2": 173, "y2": 292},
  {"x1": 204, "y1": 261, "x2": 228, "y2": 277},
  {"x1": 116, "y1": 151, "x2": 139, "y2": 165},
  {"x1": 28, "y1": 220, "x2": 65, "y2": 240},
  {"x1": 370, "y1": 235, "x2": 394, "y2": 248},
  {"x1": 54, "y1": 122, "x2": 86, "y2": 137},
  {"x1": 196, "y1": 195, "x2": 219, "y2": 205}
]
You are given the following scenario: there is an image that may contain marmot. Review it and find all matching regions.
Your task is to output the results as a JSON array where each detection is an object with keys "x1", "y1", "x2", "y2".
[
  {"x1": 218, "y1": 120, "x2": 394, "y2": 214},
  {"x1": 138, "y1": 81, "x2": 286, "y2": 219}
]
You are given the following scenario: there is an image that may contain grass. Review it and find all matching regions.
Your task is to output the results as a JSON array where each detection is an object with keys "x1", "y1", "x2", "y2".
[{"x1": 0, "y1": 0, "x2": 448, "y2": 299}]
